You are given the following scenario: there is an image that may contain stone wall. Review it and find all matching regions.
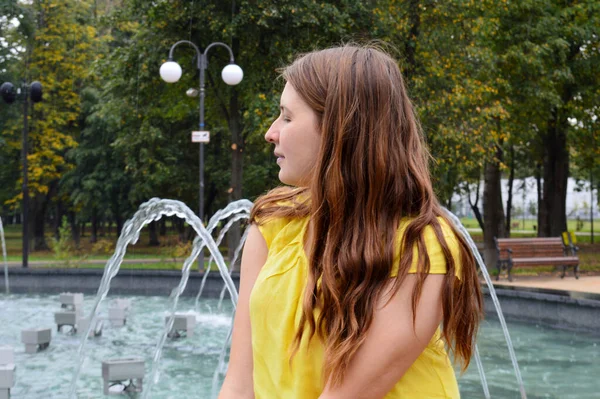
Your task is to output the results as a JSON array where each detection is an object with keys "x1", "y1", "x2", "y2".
[{"x1": 2, "y1": 268, "x2": 239, "y2": 298}]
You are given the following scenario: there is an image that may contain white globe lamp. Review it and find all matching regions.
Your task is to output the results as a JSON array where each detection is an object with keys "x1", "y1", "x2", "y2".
[
  {"x1": 160, "y1": 60, "x2": 183, "y2": 83},
  {"x1": 221, "y1": 63, "x2": 243, "y2": 85}
]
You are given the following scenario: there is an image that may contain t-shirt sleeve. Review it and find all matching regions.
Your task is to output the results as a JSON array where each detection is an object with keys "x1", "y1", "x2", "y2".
[
  {"x1": 393, "y1": 218, "x2": 463, "y2": 279},
  {"x1": 255, "y1": 216, "x2": 290, "y2": 250}
]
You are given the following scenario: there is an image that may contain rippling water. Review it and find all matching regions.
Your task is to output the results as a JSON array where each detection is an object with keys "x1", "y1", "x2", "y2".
[{"x1": 1, "y1": 294, "x2": 598, "y2": 398}]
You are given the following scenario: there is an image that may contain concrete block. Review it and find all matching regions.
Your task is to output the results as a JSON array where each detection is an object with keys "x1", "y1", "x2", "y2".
[
  {"x1": 76, "y1": 316, "x2": 103, "y2": 337},
  {"x1": 112, "y1": 298, "x2": 131, "y2": 311},
  {"x1": 102, "y1": 358, "x2": 144, "y2": 395},
  {"x1": 0, "y1": 347, "x2": 14, "y2": 365},
  {"x1": 0, "y1": 364, "x2": 15, "y2": 389},
  {"x1": 108, "y1": 307, "x2": 127, "y2": 327},
  {"x1": 166, "y1": 313, "x2": 196, "y2": 338},
  {"x1": 55, "y1": 311, "x2": 78, "y2": 332},
  {"x1": 21, "y1": 328, "x2": 51, "y2": 353},
  {"x1": 59, "y1": 293, "x2": 83, "y2": 310}
]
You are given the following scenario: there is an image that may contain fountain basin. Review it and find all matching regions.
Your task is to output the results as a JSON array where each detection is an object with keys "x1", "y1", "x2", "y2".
[
  {"x1": 2, "y1": 294, "x2": 598, "y2": 398},
  {"x1": 2, "y1": 268, "x2": 239, "y2": 297}
]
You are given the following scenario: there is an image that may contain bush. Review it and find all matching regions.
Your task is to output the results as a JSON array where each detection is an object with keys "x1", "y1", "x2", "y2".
[
  {"x1": 162, "y1": 240, "x2": 193, "y2": 262},
  {"x1": 91, "y1": 239, "x2": 116, "y2": 255},
  {"x1": 50, "y1": 216, "x2": 74, "y2": 267}
]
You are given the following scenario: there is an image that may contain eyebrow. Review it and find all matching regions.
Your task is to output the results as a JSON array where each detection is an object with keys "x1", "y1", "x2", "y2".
[{"x1": 280, "y1": 105, "x2": 291, "y2": 113}]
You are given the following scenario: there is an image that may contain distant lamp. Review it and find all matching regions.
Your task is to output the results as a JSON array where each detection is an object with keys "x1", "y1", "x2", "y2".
[
  {"x1": 0, "y1": 82, "x2": 16, "y2": 104},
  {"x1": 159, "y1": 60, "x2": 183, "y2": 83},
  {"x1": 221, "y1": 64, "x2": 243, "y2": 86},
  {"x1": 186, "y1": 88, "x2": 199, "y2": 97},
  {"x1": 30, "y1": 81, "x2": 43, "y2": 103},
  {"x1": 160, "y1": 39, "x2": 243, "y2": 272},
  {"x1": 0, "y1": 79, "x2": 42, "y2": 270}
]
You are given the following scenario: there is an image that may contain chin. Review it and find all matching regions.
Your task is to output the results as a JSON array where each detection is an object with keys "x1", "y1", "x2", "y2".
[{"x1": 278, "y1": 171, "x2": 300, "y2": 187}]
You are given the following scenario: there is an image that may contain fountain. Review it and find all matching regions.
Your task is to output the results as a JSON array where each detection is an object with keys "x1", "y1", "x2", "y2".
[
  {"x1": 0, "y1": 198, "x2": 539, "y2": 398},
  {"x1": 195, "y1": 211, "x2": 250, "y2": 310},
  {"x1": 69, "y1": 198, "x2": 247, "y2": 398},
  {"x1": 443, "y1": 209, "x2": 527, "y2": 399},
  {"x1": 0, "y1": 217, "x2": 8, "y2": 295}
]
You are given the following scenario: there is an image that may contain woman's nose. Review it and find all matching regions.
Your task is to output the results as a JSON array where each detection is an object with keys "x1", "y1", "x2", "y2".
[{"x1": 265, "y1": 121, "x2": 279, "y2": 143}]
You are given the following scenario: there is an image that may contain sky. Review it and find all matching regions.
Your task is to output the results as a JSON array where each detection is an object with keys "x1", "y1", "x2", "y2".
[{"x1": 453, "y1": 177, "x2": 599, "y2": 219}]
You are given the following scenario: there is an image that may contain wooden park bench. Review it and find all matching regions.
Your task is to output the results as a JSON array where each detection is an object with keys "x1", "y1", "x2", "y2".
[{"x1": 494, "y1": 237, "x2": 579, "y2": 282}]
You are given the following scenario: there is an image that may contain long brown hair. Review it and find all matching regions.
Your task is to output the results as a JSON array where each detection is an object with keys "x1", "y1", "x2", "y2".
[{"x1": 251, "y1": 45, "x2": 483, "y2": 387}]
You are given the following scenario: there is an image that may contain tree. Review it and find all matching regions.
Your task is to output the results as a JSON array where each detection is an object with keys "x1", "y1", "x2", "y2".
[
  {"x1": 490, "y1": 0, "x2": 600, "y2": 237},
  {"x1": 7, "y1": 0, "x2": 99, "y2": 249},
  {"x1": 0, "y1": 0, "x2": 36, "y2": 221}
]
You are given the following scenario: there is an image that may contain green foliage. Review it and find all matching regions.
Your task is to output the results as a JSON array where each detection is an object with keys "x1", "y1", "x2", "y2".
[
  {"x1": 1, "y1": 0, "x2": 598, "y2": 247},
  {"x1": 161, "y1": 240, "x2": 192, "y2": 263},
  {"x1": 90, "y1": 238, "x2": 115, "y2": 256},
  {"x1": 50, "y1": 216, "x2": 73, "y2": 265}
]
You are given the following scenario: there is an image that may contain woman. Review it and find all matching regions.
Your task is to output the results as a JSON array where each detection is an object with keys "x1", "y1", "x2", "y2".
[{"x1": 219, "y1": 45, "x2": 483, "y2": 399}]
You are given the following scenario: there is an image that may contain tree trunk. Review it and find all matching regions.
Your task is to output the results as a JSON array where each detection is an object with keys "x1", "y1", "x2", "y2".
[
  {"x1": 115, "y1": 214, "x2": 123, "y2": 237},
  {"x1": 53, "y1": 200, "x2": 63, "y2": 241},
  {"x1": 539, "y1": 107, "x2": 569, "y2": 237},
  {"x1": 483, "y1": 147, "x2": 507, "y2": 270},
  {"x1": 159, "y1": 218, "x2": 167, "y2": 236},
  {"x1": 68, "y1": 211, "x2": 80, "y2": 248},
  {"x1": 405, "y1": 0, "x2": 421, "y2": 83},
  {"x1": 505, "y1": 144, "x2": 515, "y2": 236},
  {"x1": 227, "y1": 36, "x2": 244, "y2": 272},
  {"x1": 148, "y1": 221, "x2": 160, "y2": 246},
  {"x1": 466, "y1": 177, "x2": 484, "y2": 231},
  {"x1": 30, "y1": 194, "x2": 49, "y2": 251},
  {"x1": 90, "y1": 207, "x2": 98, "y2": 243},
  {"x1": 175, "y1": 218, "x2": 185, "y2": 242},
  {"x1": 111, "y1": 196, "x2": 123, "y2": 236}
]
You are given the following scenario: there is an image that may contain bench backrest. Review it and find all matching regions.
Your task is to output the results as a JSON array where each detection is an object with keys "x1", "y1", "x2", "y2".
[{"x1": 495, "y1": 237, "x2": 566, "y2": 258}]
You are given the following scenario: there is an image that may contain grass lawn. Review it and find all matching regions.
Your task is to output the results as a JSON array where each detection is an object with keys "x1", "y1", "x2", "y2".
[
  {"x1": 2, "y1": 221, "x2": 598, "y2": 275},
  {"x1": 29, "y1": 260, "x2": 229, "y2": 272},
  {"x1": 459, "y1": 217, "x2": 599, "y2": 244},
  {"x1": 0, "y1": 223, "x2": 226, "y2": 258}
]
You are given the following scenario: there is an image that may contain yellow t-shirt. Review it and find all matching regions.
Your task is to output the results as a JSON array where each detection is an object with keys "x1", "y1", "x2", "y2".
[{"x1": 250, "y1": 216, "x2": 462, "y2": 398}]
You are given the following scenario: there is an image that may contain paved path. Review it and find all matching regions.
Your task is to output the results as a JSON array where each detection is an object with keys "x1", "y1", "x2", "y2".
[
  {"x1": 466, "y1": 228, "x2": 596, "y2": 236},
  {"x1": 494, "y1": 275, "x2": 600, "y2": 294}
]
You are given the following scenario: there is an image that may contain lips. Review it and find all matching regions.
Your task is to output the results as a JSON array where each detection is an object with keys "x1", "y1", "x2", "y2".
[{"x1": 274, "y1": 152, "x2": 284, "y2": 165}]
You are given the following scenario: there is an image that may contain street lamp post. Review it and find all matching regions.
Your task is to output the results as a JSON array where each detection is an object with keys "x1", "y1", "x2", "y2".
[
  {"x1": 160, "y1": 41, "x2": 243, "y2": 270},
  {"x1": 1, "y1": 80, "x2": 43, "y2": 268}
]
